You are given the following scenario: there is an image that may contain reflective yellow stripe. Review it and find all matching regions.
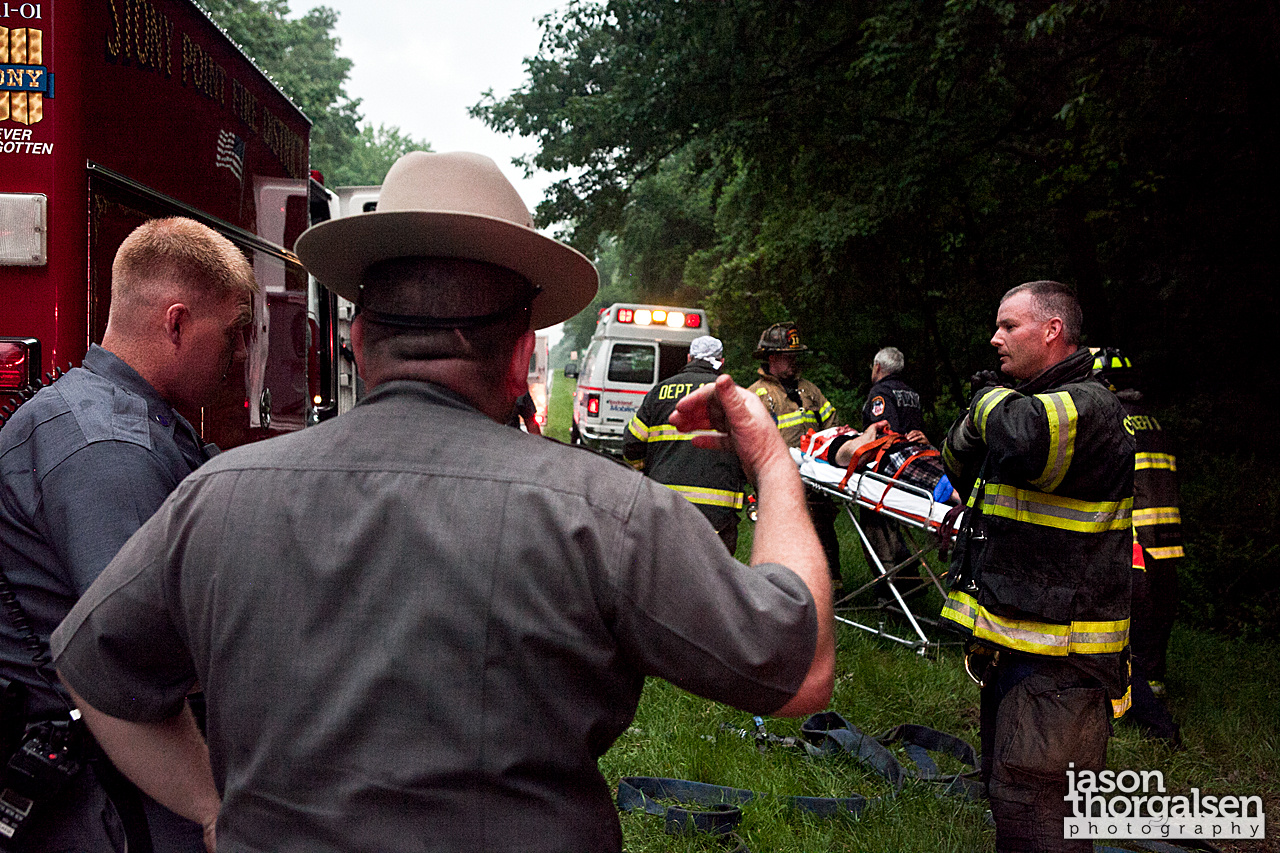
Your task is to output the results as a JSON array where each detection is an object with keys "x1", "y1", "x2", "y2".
[
  {"x1": 1030, "y1": 391, "x2": 1077, "y2": 492},
  {"x1": 1133, "y1": 506, "x2": 1180, "y2": 526},
  {"x1": 666, "y1": 484, "x2": 746, "y2": 509},
  {"x1": 982, "y1": 484, "x2": 1132, "y2": 533},
  {"x1": 642, "y1": 424, "x2": 696, "y2": 443},
  {"x1": 1112, "y1": 683, "x2": 1132, "y2": 718},
  {"x1": 627, "y1": 416, "x2": 651, "y2": 441},
  {"x1": 1135, "y1": 452, "x2": 1177, "y2": 472},
  {"x1": 942, "y1": 592, "x2": 1129, "y2": 655},
  {"x1": 776, "y1": 409, "x2": 819, "y2": 430},
  {"x1": 942, "y1": 442, "x2": 958, "y2": 473},
  {"x1": 1145, "y1": 545, "x2": 1184, "y2": 559},
  {"x1": 817, "y1": 401, "x2": 835, "y2": 423},
  {"x1": 974, "y1": 387, "x2": 1016, "y2": 441}
]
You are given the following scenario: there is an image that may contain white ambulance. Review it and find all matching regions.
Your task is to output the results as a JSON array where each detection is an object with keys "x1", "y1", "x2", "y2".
[{"x1": 566, "y1": 303, "x2": 709, "y2": 456}]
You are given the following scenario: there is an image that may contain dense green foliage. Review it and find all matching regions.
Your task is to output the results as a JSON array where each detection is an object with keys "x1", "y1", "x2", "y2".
[
  {"x1": 196, "y1": 0, "x2": 430, "y2": 184},
  {"x1": 477, "y1": 0, "x2": 1280, "y2": 635}
]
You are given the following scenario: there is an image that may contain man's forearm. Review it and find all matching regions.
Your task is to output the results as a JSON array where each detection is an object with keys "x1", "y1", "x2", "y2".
[
  {"x1": 750, "y1": 450, "x2": 834, "y2": 717},
  {"x1": 61, "y1": 679, "x2": 220, "y2": 846}
]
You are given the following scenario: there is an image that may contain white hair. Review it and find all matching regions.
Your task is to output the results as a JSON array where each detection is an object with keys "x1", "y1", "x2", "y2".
[{"x1": 874, "y1": 346, "x2": 904, "y2": 375}]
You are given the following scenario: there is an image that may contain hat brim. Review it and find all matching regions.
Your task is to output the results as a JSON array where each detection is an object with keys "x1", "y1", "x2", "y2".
[
  {"x1": 294, "y1": 210, "x2": 599, "y2": 331},
  {"x1": 754, "y1": 346, "x2": 809, "y2": 358}
]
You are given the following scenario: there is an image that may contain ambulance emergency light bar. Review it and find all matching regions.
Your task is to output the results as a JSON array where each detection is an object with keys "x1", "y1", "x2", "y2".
[{"x1": 614, "y1": 308, "x2": 702, "y2": 329}]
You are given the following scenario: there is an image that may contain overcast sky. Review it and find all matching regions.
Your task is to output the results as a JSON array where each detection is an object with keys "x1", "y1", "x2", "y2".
[
  {"x1": 310, "y1": 0, "x2": 568, "y2": 212},
  {"x1": 304, "y1": 0, "x2": 577, "y2": 336}
]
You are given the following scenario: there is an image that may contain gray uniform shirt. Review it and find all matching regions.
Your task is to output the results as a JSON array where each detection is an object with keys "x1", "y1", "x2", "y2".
[
  {"x1": 54, "y1": 380, "x2": 818, "y2": 853},
  {"x1": 0, "y1": 344, "x2": 209, "y2": 715}
]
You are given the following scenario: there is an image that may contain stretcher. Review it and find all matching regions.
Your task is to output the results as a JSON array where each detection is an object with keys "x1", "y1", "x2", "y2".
[{"x1": 791, "y1": 447, "x2": 964, "y2": 654}]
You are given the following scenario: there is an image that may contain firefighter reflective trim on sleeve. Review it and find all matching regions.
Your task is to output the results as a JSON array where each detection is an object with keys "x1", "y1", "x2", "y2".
[
  {"x1": 942, "y1": 442, "x2": 958, "y2": 474},
  {"x1": 974, "y1": 387, "x2": 1016, "y2": 441},
  {"x1": 978, "y1": 483, "x2": 1131, "y2": 531},
  {"x1": 1145, "y1": 545, "x2": 1185, "y2": 559},
  {"x1": 1029, "y1": 391, "x2": 1078, "y2": 493},
  {"x1": 981, "y1": 484, "x2": 1131, "y2": 533},
  {"x1": 1135, "y1": 452, "x2": 1177, "y2": 472},
  {"x1": 665, "y1": 484, "x2": 746, "y2": 509},
  {"x1": 641, "y1": 424, "x2": 697, "y2": 443},
  {"x1": 941, "y1": 592, "x2": 1129, "y2": 656},
  {"x1": 1133, "y1": 506, "x2": 1181, "y2": 527},
  {"x1": 817, "y1": 400, "x2": 835, "y2": 423},
  {"x1": 776, "y1": 409, "x2": 819, "y2": 431},
  {"x1": 627, "y1": 416, "x2": 652, "y2": 442},
  {"x1": 625, "y1": 457, "x2": 645, "y2": 471}
]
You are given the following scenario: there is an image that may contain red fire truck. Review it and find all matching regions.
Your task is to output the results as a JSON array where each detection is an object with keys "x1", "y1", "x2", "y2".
[{"x1": 0, "y1": 0, "x2": 348, "y2": 447}]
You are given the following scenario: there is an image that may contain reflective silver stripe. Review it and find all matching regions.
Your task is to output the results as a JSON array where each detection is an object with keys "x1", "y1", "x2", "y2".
[
  {"x1": 1135, "y1": 452, "x2": 1177, "y2": 472},
  {"x1": 776, "y1": 410, "x2": 818, "y2": 429},
  {"x1": 974, "y1": 387, "x2": 1015, "y2": 441},
  {"x1": 1030, "y1": 391, "x2": 1077, "y2": 492},
  {"x1": 642, "y1": 424, "x2": 696, "y2": 443},
  {"x1": 627, "y1": 417, "x2": 651, "y2": 441},
  {"x1": 1133, "y1": 506, "x2": 1181, "y2": 526},
  {"x1": 1146, "y1": 545, "x2": 1185, "y2": 559},
  {"x1": 942, "y1": 592, "x2": 1128, "y2": 655},
  {"x1": 666, "y1": 484, "x2": 746, "y2": 509},
  {"x1": 983, "y1": 484, "x2": 1131, "y2": 533}
]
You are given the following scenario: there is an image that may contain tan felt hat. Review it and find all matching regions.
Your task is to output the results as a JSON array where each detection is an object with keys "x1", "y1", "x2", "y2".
[{"x1": 295, "y1": 151, "x2": 598, "y2": 330}]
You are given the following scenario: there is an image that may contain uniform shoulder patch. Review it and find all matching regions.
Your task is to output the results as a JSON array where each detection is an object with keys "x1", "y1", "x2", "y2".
[{"x1": 870, "y1": 396, "x2": 885, "y2": 417}]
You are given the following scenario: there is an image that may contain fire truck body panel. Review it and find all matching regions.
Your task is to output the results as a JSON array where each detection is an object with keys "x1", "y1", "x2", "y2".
[{"x1": 1, "y1": 0, "x2": 324, "y2": 447}]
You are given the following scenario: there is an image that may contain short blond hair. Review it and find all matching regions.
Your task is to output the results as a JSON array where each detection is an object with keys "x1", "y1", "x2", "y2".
[{"x1": 109, "y1": 218, "x2": 256, "y2": 329}]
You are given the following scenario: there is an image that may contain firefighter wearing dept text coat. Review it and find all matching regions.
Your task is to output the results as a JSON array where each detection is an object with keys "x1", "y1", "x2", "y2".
[{"x1": 624, "y1": 336, "x2": 747, "y2": 553}]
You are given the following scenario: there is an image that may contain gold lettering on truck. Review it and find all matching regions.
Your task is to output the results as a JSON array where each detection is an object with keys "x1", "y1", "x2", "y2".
[{"x1": 0, "y1": 26, "x2": 48, "y2": 125}]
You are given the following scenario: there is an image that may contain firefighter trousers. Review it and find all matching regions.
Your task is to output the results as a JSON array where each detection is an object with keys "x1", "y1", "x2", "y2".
[{"x1": 980, "y1": 655, "x2": 1111, "y2": 853}]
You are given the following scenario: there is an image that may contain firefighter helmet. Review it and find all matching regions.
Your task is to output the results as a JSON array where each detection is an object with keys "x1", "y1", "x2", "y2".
[
  {"x1": 754, "y1": 322, "x2": 809, "y2": 358},
  {"x1": 1090, "y1": 346, "x2": 1136, "y2": 392}
]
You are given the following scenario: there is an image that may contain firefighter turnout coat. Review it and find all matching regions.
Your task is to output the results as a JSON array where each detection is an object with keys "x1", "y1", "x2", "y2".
[
  {"x1": 622, "y1": 360, "x2": 747, "y2": 531},
  {"x1": 747, "y1": 369, "x2": 837, "y2": 448},
  {"x1": 1119, "y1": 393, "x2": 1184, "y2": 561},
  {"x1": 940, "y1": 348, "x2": 1136, "y2": 699}
]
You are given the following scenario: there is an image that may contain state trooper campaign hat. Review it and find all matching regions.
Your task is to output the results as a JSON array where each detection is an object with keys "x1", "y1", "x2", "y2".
[
  {"x1": 294, "y1": 151, "x2": 599, "y2": 330},
  {"x1": 754, "y1": 322, "x2": 809, "y2": 358}
]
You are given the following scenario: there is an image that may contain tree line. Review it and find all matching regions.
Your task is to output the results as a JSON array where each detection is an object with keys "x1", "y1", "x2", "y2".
[
  {"x1": 473, "y1": 0, "x2": 1279, "y2": 636},
  {"x1": 196, "y1": 0, "x2": 430, "y2": 185}
]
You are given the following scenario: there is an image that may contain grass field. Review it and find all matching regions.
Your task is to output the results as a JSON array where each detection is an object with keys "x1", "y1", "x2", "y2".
[{"x1": 547, "y1": 376, "x2": 1279, "y2": 852}]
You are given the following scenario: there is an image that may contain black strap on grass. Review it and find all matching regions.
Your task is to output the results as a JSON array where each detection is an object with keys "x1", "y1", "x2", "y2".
[{"x1": 616, "y1": 712, "x2": 973, "y2": 850}]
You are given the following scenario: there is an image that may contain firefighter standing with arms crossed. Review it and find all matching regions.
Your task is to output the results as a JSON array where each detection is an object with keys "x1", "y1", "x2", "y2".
[
  {"x1": 747, "y1": 324, "x2": 843, "y2": 586},
  {"x1": 940, "y1": 281, "x2": 1134, "y2": 853}
]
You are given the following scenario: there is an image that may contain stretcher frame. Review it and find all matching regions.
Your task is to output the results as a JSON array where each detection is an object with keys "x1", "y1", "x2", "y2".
[{"x1": 800, "y1": 464, "x2": 962, "y2": 655}]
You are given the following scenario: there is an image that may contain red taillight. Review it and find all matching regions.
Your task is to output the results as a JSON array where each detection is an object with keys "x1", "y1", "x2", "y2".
[
  {"x1": 685, "y1": 313, "x2": 702, "y2": 329},
  {"x1": 617, "y1": 308, "x2": 634, "y2": 324},
  {"x1": 586, "y1": 394, "x2": 600, "y2": 416},
  {"x1": 0, "y1": 339, "x2": 37, "y2": 392}
]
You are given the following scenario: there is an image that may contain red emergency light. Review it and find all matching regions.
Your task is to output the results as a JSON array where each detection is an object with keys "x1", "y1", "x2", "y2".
[
  {"x1": 586, "y1": 393, "x2": 600, "y2": 416},
  {"x1": 614, "y1": 308, "x2": 702, "y2": 329},
  {"x1": 0, "y1": 339, "x2": 39, "y2": 392}
]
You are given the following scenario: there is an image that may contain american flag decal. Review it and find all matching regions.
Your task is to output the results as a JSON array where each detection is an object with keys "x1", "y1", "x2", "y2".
[{"x1": 216, "y1": 130, "x2": 245, "y2": 180}]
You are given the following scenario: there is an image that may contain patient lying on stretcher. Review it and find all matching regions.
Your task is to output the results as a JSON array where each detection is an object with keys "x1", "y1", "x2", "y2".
[{"x1": 801, "y1": 421, "x2": 961, "y2": 505}]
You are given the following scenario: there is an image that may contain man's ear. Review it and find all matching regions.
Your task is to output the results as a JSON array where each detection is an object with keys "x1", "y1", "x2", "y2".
[
  {"x1": 164, "y1": 303, "x2": 190, "y2": 348},
  {"x1": 1043, "y1": 316, "x2": 1064, "y2": 347},
  {"x1": 505, "y1": 329, "x2": 537, "y2": 399},
  {"x1": 351, "y1": 315, "x2": 369, "y2": 382}
]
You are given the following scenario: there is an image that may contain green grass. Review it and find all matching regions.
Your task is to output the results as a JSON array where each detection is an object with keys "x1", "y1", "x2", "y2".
[{"x1": 547, "y1": 375, "x2": 1280, "y2": 852}]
